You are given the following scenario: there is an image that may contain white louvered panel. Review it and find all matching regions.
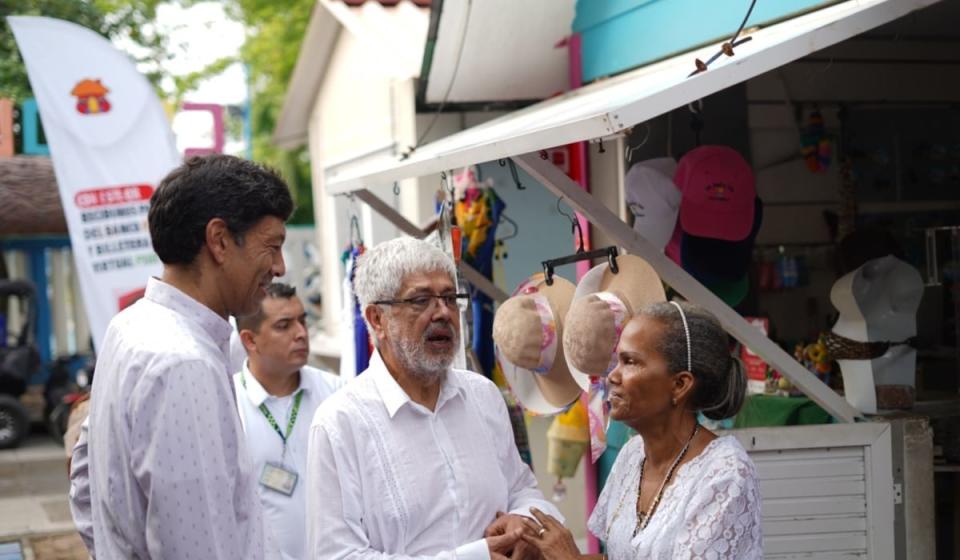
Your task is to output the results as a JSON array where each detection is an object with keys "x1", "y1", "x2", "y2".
[
  {"x1": 755, "y1": 458, "x2": 866, "y2": 480},
  {"x1": 763, "y1": 496, "x2": 867, "y2": 517},
  {"x1": 764, "y1": 532, "x2": 868, "y2": 554},
  {"x1": 763, "y1": 515, "x2": 867, "y2": 536},
  {"x1": 748, "y1": 445, "x2": 870, "y2": 558},
  {"x1": 766, "y1": 552, "x2": 868, "y2": 559},
  {"x1": 731, "y1": 424, "x2": 894, "y2": 559},
  {"x1": 759, "y1": 477, "x2": 866, "y2": 499},
  {"x1": 750, "y1": 447, "x2": 865, "y2": 462}
]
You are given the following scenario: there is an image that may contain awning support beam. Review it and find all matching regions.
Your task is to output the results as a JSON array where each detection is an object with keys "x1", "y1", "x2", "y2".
[
  {"x1": 353, "y1": 189, "x2": 509, "y2": 303},
  {"x1": 513, "y1": 152, "x2": 862, "y2": 424}
]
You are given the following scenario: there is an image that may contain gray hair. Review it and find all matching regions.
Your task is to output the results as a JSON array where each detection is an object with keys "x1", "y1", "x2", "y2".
[
  {"x1": 640, "y1": 300, "x2": 746, "y2": 420},
  {"x1": 353, "y1": 237, "x2": 457, "y2": 333}
]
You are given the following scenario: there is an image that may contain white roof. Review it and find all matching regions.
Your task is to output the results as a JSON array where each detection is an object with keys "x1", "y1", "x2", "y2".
[{"x1": 327, "y1": 0, "x2": 939, "y2": 194}]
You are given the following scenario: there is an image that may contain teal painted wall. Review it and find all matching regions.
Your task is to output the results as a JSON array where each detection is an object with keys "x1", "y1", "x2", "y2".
[{"x1": 573, "y1": 0, "x2": 840, "y2": 82}]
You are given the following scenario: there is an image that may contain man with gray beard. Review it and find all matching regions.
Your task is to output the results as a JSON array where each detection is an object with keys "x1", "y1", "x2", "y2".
[{"x1": 306, "y1": 237, "x2": 562, "y2": 560}]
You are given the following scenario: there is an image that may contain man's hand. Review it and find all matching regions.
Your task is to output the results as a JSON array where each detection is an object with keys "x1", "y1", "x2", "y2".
[
  {"x1": 486, "y1": 528, "x2": 523, "y2": 558},
  {"x1": 484, "y1": 511, "x2": 541, "y2": 560}
]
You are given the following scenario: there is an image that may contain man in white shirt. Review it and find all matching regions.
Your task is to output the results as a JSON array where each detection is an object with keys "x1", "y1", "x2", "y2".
[
  {"x1": 306, "y1": 237, "x2": 562, "y2": 560},
  {"x1": 234, "y1": 282, "x2": 345, "y2": 560},
  {"x1": 73, "y1": 154, "x2": 293, "y2": 559}
]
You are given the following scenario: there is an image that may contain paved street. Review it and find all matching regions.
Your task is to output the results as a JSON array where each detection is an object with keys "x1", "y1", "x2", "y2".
[{"x1": 0, "y1": 434, "x2": 87, "y2": 559}]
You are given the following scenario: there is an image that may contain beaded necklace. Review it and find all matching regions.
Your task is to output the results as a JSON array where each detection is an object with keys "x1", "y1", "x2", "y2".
[{"x1": 606, "y1": 422, "x2": 700, "y2": 539}]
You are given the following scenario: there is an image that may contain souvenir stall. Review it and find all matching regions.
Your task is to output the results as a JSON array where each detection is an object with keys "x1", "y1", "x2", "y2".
[{"x1": 322, "y1": 0, "x2": 948, "y2": 557}]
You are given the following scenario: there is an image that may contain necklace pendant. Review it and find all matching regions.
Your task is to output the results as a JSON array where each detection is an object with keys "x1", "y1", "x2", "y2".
[{"x1": 634, "y1": 510, "x2": 647, "y2": 537}]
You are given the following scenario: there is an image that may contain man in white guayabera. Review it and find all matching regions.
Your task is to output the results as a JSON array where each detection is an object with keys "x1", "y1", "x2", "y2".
[{"x1": 306, "y1": 236, "x2": 562, "y2": 560}]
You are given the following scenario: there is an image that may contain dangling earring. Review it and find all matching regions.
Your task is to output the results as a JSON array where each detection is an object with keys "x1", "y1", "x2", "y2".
[{"x1": 671, "y1": 397, "x2": 677, "y2": 407}]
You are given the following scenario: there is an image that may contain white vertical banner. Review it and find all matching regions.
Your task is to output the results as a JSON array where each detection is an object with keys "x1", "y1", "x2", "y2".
[{"x1": 9, "y1": 16, "x2": 180, "y2": 350}]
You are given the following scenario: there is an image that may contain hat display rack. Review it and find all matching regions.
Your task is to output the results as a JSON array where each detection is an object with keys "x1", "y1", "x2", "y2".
[
  {"x1": 493, "y1": 196, "x2": 638, "y2": 501},
  {"x1": 542, "y1": 196, "x2": 620, "y2": 286},
  {"x1": 496, "y1": 139, "x2": 769, "y2": 497},
  {"x1": 495, "y1": 139, "x2": 768, "y2": 471}
]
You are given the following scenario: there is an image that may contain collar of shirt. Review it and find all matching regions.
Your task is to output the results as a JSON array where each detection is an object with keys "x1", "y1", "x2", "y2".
[
  {"x1": 240, "y1": 359, "x2": 306, "y2": 407},
  {"x1": 368, "y1": 351, "x2": 465, "y2": 418},
  {"x1": 144, "y1": 277, "x2": 233, "y2": 355}
]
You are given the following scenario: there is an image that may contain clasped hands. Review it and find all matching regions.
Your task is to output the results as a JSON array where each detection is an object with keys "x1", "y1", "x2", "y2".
[{"x1": 483, "y1": 508, "x2": 582, "y2": 560}]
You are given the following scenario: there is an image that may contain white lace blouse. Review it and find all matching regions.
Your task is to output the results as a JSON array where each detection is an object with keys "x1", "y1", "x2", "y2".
[{"x1": 588, "y1": 435, "x2": 762, "y2": 560}]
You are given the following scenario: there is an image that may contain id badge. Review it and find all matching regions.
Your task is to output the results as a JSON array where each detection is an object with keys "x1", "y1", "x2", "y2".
[{"x1": 260, "y1": 463, "x2": 298, "y2": 496}]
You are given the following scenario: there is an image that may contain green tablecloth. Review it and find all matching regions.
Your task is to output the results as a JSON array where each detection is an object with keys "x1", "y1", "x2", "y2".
[{"x1": 733, "y1": 394, "x2": 832, "y2": 428}]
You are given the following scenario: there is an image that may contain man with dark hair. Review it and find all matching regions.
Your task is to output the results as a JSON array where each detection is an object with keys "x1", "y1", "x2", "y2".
[
  {"x1": 233, "y1": 283, "x2": 344, "y2": 560},
  {"x1": 74, "y1": 154, "x2": 294, "y2": 559}
]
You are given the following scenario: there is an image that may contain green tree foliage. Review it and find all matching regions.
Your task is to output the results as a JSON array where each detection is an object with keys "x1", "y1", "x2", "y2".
[
  {"x1": 227, "y1": 0, "x2": 316, "y2": 224},
  {"x1": 1, "y1": 0, "x2": 315, "y2": 224},
  {"x1": 0, "y1": 0, "x2": 168, "y2": 101}
]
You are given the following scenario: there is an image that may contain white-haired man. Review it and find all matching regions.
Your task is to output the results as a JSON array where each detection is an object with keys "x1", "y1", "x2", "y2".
[{"x1": 306, "y1": 236, "x2": 561, "y2": 560}]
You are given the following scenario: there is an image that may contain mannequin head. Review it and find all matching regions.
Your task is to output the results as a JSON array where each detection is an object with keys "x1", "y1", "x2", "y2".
[
  {"x1": 831, "y1": 255, "x2": 923, "y2": 342},
  {"x1": 830, "y1": 255, "x2": 923, "y2": 413}
]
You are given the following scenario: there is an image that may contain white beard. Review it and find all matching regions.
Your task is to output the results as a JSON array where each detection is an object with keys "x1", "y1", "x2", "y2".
[{"x1": 386, "y1": 319, "x2": 457, "y2": 385}]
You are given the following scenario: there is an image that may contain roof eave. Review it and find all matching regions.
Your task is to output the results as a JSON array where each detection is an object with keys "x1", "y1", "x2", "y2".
[{"x1": 273, "y1": 1, "x2": 342, "y2": 150}]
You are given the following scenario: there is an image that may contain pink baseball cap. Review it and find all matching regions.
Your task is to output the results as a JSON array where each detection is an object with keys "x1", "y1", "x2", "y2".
[{"x1": 676, "y1": 145, "x2": 756, "y2": 241}]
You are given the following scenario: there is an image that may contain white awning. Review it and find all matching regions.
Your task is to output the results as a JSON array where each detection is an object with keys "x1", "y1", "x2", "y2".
[{"x1": 327, "y1": 0, "x2": 939, "y2": 194}]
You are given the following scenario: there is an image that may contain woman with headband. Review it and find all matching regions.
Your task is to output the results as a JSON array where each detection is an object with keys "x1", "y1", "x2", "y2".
[{"x1": 521, "y1": 300, "x2": 762, "y2": 559}]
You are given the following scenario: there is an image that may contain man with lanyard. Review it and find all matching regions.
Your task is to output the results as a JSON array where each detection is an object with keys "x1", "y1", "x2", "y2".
[{"x1": 235, "y1": 282, "x2": 345, "y2": 560}]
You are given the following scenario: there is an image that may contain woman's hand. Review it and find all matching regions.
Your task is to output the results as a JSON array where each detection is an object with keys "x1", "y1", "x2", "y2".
[{"x1": 520, "y1": 507, "x2": 582, "y2": 560}]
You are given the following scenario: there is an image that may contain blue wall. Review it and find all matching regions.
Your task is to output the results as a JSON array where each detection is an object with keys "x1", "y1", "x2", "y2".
[
  {"x1": 475, "y1": 162, "x2": 579, "y2": 293},
  {"x1": 574, "y1": 0, "x2": 839, "y2": 82},
  {"x1": 0, "y1": 236, "x2": 72, "y2": 384}
]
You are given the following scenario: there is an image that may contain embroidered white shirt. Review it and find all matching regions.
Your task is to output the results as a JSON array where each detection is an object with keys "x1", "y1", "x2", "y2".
[
  {"x1": 84, "y1": 277, "x2": 275, "y2": 559},
  {"x1": 306, "y1": 352, "x2": 561, "y2": 560},
  {"x1": 234, "y1": 362, "x2": 345, "y2": 560},
  {"x1": 588, "y1": 435, "x2": 762, "y2": 560}
]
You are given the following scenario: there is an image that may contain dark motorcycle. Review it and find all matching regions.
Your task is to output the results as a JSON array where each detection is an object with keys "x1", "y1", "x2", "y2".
[
  {"x1": 0, "y1": 280, "x2": 42, "y2": 449},
  {"x1": 45, "y1": 353, "x2": 95, "y2": 444}
]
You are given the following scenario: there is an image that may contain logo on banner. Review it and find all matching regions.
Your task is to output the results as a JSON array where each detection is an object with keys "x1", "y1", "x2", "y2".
[{"x1": 71, "y1": 79, "x2": 111, "y2": 115}]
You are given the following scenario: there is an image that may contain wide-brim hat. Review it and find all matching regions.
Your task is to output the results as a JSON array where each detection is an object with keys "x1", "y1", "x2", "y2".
[
  {"x1": 563, "y1": 255, "x2": 666, "y2": 390},
  {"x1": 676, "y1": 145, "x2": 756, "y2": 241},
  {"x1": 681, "y1": 197, "x2": 763, "y2": 283},
  {"x1": 493, "y1": 273, "x2": 582, "y2": 415}
]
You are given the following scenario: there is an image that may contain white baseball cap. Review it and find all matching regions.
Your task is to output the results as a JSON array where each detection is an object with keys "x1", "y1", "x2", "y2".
[{"x1": 624, "y1": 158, "x2": 681, "y2": 252}]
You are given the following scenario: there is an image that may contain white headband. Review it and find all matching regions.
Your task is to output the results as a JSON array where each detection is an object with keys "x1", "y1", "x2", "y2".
[{"x1": 669, "y1": 301, "x2": 692, "y2": 373}]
